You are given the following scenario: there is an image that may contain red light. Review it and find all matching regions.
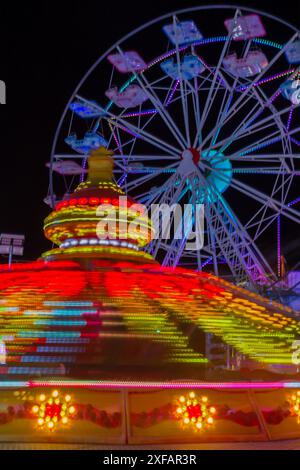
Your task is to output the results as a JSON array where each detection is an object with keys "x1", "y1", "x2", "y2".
[
  {"x1": 78, "y1": 198, "x2": 88, "y2": 205},
  {"x1": 45, "y1": 403, "x2": 62, "y2": 420},
  {"x1": 89, "y1": 197, "x2": 100, "y2": 205},
  {"x1": 69, "y1": 199, "x2": 77, "y2": 206},
  {"x1": 112, "y1": 198, "x2": 119, "y2": 206},
  {"x1": 101, "y1": 198, "x2": 111, "y2": 204},
  {"x1": 62, "y1": 201, "x2": 69, "y2": 207}
]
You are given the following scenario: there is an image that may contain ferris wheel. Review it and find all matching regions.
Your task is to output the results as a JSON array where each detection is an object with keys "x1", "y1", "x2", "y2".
[{"x1": 47, "y1": 5, "x2": 300, "y2": 289}]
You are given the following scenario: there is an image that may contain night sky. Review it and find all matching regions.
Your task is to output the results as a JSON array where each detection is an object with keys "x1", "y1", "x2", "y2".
[{"x1": 0, "y1": 0, "x2": 299, "y2": 262}]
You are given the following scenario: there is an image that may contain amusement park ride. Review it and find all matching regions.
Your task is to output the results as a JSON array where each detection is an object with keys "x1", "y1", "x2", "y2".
[
  {"x1": 0, "y1": 5, "x2": 300, "y2": 447},
  {"x1": 45, "y1": 5, "x2": 300, "y2": 306}
]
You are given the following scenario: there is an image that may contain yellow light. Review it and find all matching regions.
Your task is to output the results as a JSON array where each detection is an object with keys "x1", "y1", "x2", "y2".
[
  {"x1": 210, "y1": 407, "x2": 216, "y2": 414},
  {"x1": 62, "y1": 417, "x2": 68, "y2": 425},
  {"x1": 183, "y1": 417, "x2": 190, "y2": 424},
  {"x1": 38, "y1": 418, "x2": 44, "y2": 426},
  {"x1": 189, "y1": 392, "x2": 195, "y2": 399},
  {"x1": 65, "y1": 395, "x2": 71, "y2": 402},
  {"x1": 196, "y1": 422, "x2": 202, "y2": 429},
  {"x1": 202, "y1": 396, "x2": 208, "y2": 403},
  {"x1": 47, "y1": 421, "x2": 54, "y2": 429},
  {"x1": 32, "y1": 406, "x2": 39, "y2": 414},
  {"x1": 176, "y1": 407, "x2": 182, "y2": 414},
  {"x1": 52, "y1": 390, "x2": 59, "y2": 398},
  {"x1": 39, "y1": 394, "x2": 46, "y2": 402},
  {"x1": 179, "y1": 396, "x2": 185, "y2": 403},
  {"x1": 69, "y1": 406, "x2": 76, "y2": 414},
  {"x1": 207, "y1": 417, "x2": 214, "y2": 425}
]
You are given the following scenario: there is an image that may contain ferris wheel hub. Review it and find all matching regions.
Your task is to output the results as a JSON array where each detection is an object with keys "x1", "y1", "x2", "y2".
[{"x1": 181, "y1": 148, "x2": 201, "y2": 165}]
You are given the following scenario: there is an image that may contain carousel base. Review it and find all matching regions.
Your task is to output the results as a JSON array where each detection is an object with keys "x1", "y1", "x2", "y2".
[{"x1": 0, "y1": 380, "x2": 300, "y2": 445}]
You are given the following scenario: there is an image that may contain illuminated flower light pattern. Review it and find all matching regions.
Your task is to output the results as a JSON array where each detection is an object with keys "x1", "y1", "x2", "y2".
[
  {"x1": 32, "y1": 389, "x2": 76, "y2": 430},
  {"x1": 175, "y1": 392, "x2": 216, "y2": 430},
  {"x1": 289, "y1": 391, "x2": 300, "y2": 424}
]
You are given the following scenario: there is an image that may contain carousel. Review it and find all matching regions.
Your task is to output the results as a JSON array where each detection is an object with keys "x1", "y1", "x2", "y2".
[{"x1": 0, "y1": 147, "x2": 299, "y2": 445}]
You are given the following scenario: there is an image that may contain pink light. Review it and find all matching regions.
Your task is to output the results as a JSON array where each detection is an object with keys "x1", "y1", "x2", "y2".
[{"x1": 27, "y1": 380, "x2": 299, "y2": 390}]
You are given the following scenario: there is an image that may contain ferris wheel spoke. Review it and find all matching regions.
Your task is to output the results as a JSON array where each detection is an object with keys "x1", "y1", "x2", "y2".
[
  {"x1": 207, "y1": 83, "x2": 236, "y2": 149},
  {"x1": 192, "y1": 10, "x2": 239, "y2": 148},
  {"x1": 224, "y1": 124, "x2": 300, "y2": 160},
  {"x1": 200, "y1": 166, "x2": 276, "y2": 284},
  {"x1": 146, "y1": 177, "x2": 189, "y2": 256},
  {"x1": 76, "y1": 94, "x2": 180, "y2": 156},
  {"x1": 109, "y1": 119, "x2": 179, "y2": 156},
  {"x1": 243, "y1": 172, "x2": 294, "y2": 240},
  {"x1": 112, "y1": 111, "x2": 158, "y2": 157},
  {"x1": 115, "y1": 45, "x2": 188, "y2": 149},
  {"x1": 116, "y1": 163, "x2": 178, "y2": 175},
  {"x1": 200, "y1": 159, "x2": 299, "y2": 225},
  {"x1": 229, "y1": 176, "x2": 299, "y2": 224},
  {"x1": 200, "y1": 90, "x2": 260, "y2": 151},
  {"x1": 172, "y1": 15, "x2": 192, "y2": 146},
  {"x1": 232, "y1": 167, "x2": 300, "y2": 175},
  {"x1": 207, "y1": 99, "x2": 297, "y2": 157},
  {"x1": 139, "y1": 176, "x2": 177, "y2": 205},
  {"x1": 212, "y1": 36, "x2": 257, "y2": 146},
  {"x1": 207, "y1": 194, "x2": 275, "y2": 285},
  {"x1": 112, "y1": 154, "x2": 179, "y2": 161},
  {"x1": 196, "y1": 162, "x2": 275, "y2": 284},
  {"x1": 158, "y1": 193, "x2": 196, "y2": 266},
  {"x1": 205, "y1": 32, "x2": 299, "y2": 145},
  {"x1": 226, "y1": 153, "x2": 300, "y2": 162},
  {"x1": 121, "y1": 172, "x2": 167, "y2": 193},
  {"x1": 217, "y1": 91, "x2": 286, "y2": 155}
]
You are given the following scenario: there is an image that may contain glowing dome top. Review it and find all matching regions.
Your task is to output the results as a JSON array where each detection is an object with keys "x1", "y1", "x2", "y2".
[{"x1": 42, "y1": 147, "x2": 154, "y2": 263}]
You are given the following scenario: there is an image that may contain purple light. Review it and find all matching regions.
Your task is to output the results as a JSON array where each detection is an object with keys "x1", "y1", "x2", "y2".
[
  {"x1": 288, "y1": 196, "x2": 300, "y2": 207},
  {"x1": 287, "y1": 107, "x2": 294, "y2": 131},
  {"x1": 166, "y1": 79, "x2": 180, "y2": 106},
  {"x1": 122, "y1": 109, "x2": 157, "y2": 118},
  {"x1": 238, "y1": 69, "x2": 294, "y2": 91},
  {"x1": 277, "y1": 215, "x2": 281, "y2": 278},
  {"x1": 290, "y1": 137, "x2": 300, "y2": 147}
]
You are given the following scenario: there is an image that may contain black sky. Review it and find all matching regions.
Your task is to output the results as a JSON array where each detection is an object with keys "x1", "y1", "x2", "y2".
[{"x1": 0, "y1": 0, "x2": 299, "y2": 261}]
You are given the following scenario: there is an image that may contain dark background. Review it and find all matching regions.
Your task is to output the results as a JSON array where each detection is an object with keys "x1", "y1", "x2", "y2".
[{"x1": 0, "y1": 0, "x2": 299, "y2": 261}]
